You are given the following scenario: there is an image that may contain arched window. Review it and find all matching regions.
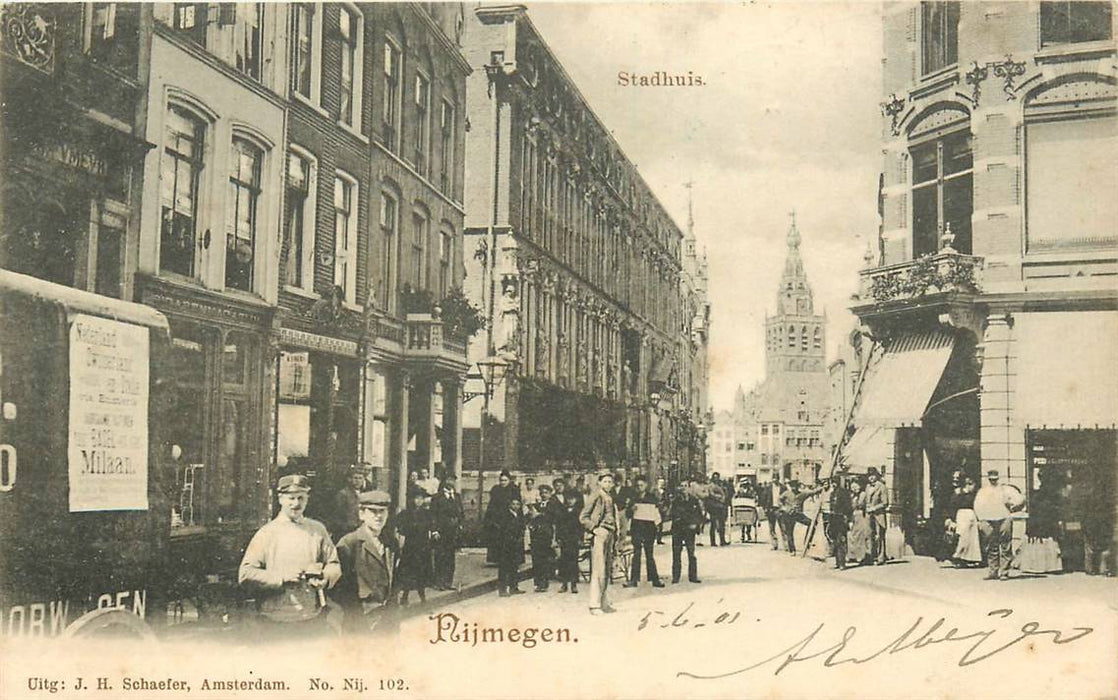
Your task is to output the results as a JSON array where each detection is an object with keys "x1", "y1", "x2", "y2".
[
  {"x1": 226, "y1": 137, "x2": 263, "y2": 291},
  {"x1": 908, "y1": 106, "x2": 972, "y2": 257},
  {"x1": 1024, "y1": 76, "x2": 1117, "y2": 252},
  {"x1": 161, "y1": 104, "x2": 208, "y2": 278}
]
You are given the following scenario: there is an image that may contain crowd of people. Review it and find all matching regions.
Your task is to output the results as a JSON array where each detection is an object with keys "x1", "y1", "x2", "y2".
[{"x1": 235, "y1": 463, "x2": 1047, "y2": 636}]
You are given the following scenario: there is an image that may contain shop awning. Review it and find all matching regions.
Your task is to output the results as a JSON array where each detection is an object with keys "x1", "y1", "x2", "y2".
[
  {"x1": 1015, "y1": 311, "x2": 1118, "y2": 429},
  {"x1": 856, "y1": 330, "x2": 956, "y2": 426},
  {"x1": 840, "y1": 425, "x2": 893, "y2": 473}
]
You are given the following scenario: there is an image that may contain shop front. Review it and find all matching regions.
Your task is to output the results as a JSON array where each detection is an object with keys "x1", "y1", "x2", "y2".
[
  {"x1": 844, "y1": 327, "x2": 980, "y2": 558},
  {"x1": 1015, "y1": 311, "x2": 1118, "y2": 573},
  {"x1": 137, "y1": 276, "x2": 274, "y2": 587},
  {"x1": 275, "y1": 329, "x2": 363, "y2": 528}
]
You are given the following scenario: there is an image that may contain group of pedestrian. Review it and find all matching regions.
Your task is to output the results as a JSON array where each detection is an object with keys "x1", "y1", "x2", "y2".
[
  {"x1": 483, "y1": 470, "x2": 587, "y2": 597},
  {"x1": 482, "y1": 470, "x2": 715, "y2": 615},
  {"x1": 238, "y1": 464, "x2": 471, "y2": 637},
  {"x1": 761, "y1": 467, "x2": 889, "y2": 569}
]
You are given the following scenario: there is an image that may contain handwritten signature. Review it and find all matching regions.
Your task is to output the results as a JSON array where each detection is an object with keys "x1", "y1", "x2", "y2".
[{"x1": 675, "y1": 609, "x2": 1093, "y2": 679}]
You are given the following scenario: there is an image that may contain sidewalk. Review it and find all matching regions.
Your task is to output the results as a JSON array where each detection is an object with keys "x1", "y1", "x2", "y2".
[{"x1": 394, "y1": 547, "x2": 533, "y2": 619}]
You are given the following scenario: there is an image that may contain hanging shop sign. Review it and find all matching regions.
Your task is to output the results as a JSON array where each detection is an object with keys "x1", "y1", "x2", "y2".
[{"x1": 67, "y1": 314, "x2": 149, "y2": 512}]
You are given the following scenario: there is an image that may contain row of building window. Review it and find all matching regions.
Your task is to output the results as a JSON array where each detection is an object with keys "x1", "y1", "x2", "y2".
[
  {"x1": 161, "y1": 3, "x2": 458, "y2": 197},
  {"x1": 159, "y1": 103, "x2": 454, "y2": 305},
  {"x1": 920, "y1": 1, "x2": 1113, "y2": 77},
  {"x1": 287, "y1": 3, "x2": 458, "y2": 193},
  {"x1": 518, "y1": 133, "x2": 681, "y2": 333},
  {"x1": 902, "y1": 111, "x2": 1115, "y2": 257}
]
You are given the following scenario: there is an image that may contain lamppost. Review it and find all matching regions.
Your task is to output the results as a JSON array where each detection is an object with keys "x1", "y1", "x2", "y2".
[{"x1": 465, "y1": 355, "x2": 512, "y2": 519}]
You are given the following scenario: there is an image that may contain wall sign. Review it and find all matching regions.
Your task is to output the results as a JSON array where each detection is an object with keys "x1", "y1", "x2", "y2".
[{"x1": 68, "y1": 314, "x2": 149, "y2": 512}]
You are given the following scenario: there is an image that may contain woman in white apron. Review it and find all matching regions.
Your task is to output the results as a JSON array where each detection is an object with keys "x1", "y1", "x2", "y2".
[{"x1": 950, "y1": 475, "x2": 982, "y2": 566}]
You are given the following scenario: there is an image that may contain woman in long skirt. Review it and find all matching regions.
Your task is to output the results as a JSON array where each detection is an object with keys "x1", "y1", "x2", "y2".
[
  {"x1": 394, "y1": 488, "x2": 434, "y2": 605},
  {"x1": 847, "y1": 479, "x2": 871, "y2": 565},
  {"x1": 951, "y1": 476, "x2": 983, "y2": 566}
]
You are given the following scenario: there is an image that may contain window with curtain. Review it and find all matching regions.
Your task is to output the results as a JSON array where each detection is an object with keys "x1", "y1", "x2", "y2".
[
  {"x1": 333, "y1": 174, "x2": 358, "y2": 303},
  {"x1": 379, "y1": 193, "x2": 398, "y2": 309},
  {"x1": 1026, "y1": 115, "x2": 1118, "y2": 251},
  {"x1": 411, "y1": 211, "x2": 428, "y2": 291},
  {"x1": 440, "y1": 100, "x2": 455, "y2": 194},
  {"x1": 413, "y1": 74, "x2": 431, "y2": 175},
  {"x1": 921, "y1": 2, "x2": 959, "y2": 75},
  {"x1": 338, "y1": 6, "x2": 362, "y2": 128},
  {"x1": 439, "y1": 230, "x2": 452, "y2": 298},
  {"x1": 1040, "y1": 2, "x2": 1112, "y2": 46},
  {"x1": 284, "y1": 151, "x2": 314, "y2": 289},
  {"x1": 911, "y1": 129, "x2": 973, "y2": 257},
  {"x1": 161, "y1": 105, "x2": 205, "y2": 277},
  {"x1": 383, "y1": 41, "x2": 401, "y2": 150},
  {"x1": 291, "y1": 3, "x2": 317, "y2": 99},
  {"x1": 226, "y1": 138, "x2": 262, "y2": 291}
]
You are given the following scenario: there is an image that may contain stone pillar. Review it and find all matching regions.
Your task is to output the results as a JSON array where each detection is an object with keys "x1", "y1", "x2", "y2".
[
  {"x1": 394, "y1": 370, "x2": 411, "y2": 510},
  {"x1": 413, "y1": 377, "x2": 435, "y2": 477},
  {"x1": 981, "y1": 313, "x2": 1027, "y2": 543},
  {"x1": 445, "y1": 380, "x2": 464, "y2": 481}
]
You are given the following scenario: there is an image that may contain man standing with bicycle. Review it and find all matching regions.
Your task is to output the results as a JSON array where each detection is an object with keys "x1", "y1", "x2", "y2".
[{"x1": 579, "y1": 473, "x2": 619, "y2": 615}]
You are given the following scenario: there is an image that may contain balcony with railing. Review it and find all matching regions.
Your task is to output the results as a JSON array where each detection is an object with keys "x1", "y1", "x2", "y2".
[
  {"x1": 404, "y1": 313, "x2": 469, "y2": 373},
  {"x1": 852, "y1": 246, "x2": 984, "y2": 316}
]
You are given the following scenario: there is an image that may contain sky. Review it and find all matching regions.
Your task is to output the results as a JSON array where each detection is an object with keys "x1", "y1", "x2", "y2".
[{"x1": 523, "y1": 2, "x2": 884, "y2": 412}]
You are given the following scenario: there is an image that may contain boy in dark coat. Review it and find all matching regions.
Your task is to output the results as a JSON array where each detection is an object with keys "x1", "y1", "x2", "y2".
[
  {"x1": 492, "y1": 496, "x2": 526, "y2": 596},
  {"x1": 528, "y1": 484, "x2": 556, "y2": 592},
  {"x1": 548, "y1": 479, "x2": 581, "y2": 594},
  {"x1": 334, "y1": 490, "x2": 397, "y2": 633}
]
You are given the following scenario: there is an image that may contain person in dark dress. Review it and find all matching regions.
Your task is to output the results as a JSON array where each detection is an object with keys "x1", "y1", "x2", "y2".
[
  {"x1": 827, "y1": 474, "x2": 854, "y2": 570},
  {"x1": 485, "y1": 470, "x2": 521, "y2": 564},
  {"x1": 492, "y1": 496, "x2": 526, "y2": 596},
  {"x1": 392, "y1": 487, "x2": 434, "y2": 606},
  {"x1": 430, "y1": 477, "x2": 465, "y2": 590},
  {"x1": 548, "y1": 478, "x2": 581, "y2": 594}
]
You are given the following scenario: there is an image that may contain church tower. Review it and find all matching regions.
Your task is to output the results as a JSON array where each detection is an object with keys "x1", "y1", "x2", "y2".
[{"x1": 765, "y1": 214, "x2": 826, "y2": 376}]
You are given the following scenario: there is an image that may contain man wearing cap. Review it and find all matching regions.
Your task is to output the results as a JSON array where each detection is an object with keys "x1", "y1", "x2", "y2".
[
  {"x1": 580, "y1": 473, "x2": 620, "y2": 614},
  {"x1": 239, "y1": 474, "x2": 342, "y2": 632},
  {"x1": 330, "y1": 465, "x2": 368, "y2": 540},
  {"x1": 334, "y1": 490, "x2": 396, "y2": 633},
  {"x1": 864, "y1": 467, "x2": 889, "y2": 565},
  {"x1": 974, "y1": 469, "x2": 1023, "y2": 580}
]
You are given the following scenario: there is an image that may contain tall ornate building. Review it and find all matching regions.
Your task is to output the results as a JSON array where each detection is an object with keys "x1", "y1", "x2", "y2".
[
  {"x1": 709, "y1": 219, "x2": 830, "y2": 486},
  {"x1": 461, "y1": 5, "x2": 702, "y2": 510},
  {"x1": 846, "y1": 1, "x2": 1116, "y2": 566}
]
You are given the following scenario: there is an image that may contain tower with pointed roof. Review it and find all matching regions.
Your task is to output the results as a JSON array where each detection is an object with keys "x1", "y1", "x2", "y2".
[{"x1": 765, "y1": 214, "x2": 826, "y2": 376}]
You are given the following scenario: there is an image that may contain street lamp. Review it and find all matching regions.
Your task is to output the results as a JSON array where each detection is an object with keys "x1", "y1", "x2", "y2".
[{"x1": 465, "y1": 355, "x2": 512, "y2": 519}]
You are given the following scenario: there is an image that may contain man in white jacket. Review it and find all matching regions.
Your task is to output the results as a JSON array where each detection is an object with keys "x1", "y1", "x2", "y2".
[{"x1": 973, "y1": 469, "x2": 1023, "y2": 580}]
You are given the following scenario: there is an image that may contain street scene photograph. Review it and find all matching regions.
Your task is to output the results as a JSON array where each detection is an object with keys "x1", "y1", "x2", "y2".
[{"x1": 0, "y1": 1, "x2": 1115, "y2": 698}]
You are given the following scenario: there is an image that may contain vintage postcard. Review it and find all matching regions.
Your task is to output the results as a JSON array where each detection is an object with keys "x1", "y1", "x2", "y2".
[{"x1": 1, "y1": 1, "x2": 1115, "y2": 698}]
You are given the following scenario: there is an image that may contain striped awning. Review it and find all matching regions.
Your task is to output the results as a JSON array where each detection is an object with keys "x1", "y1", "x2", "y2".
[
  {"x1": 841, "y1": 425, "x2": 893, "y2": 472},
  {"x1": 855, "y1": 330, "x2": 956, "y2": 427}
]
